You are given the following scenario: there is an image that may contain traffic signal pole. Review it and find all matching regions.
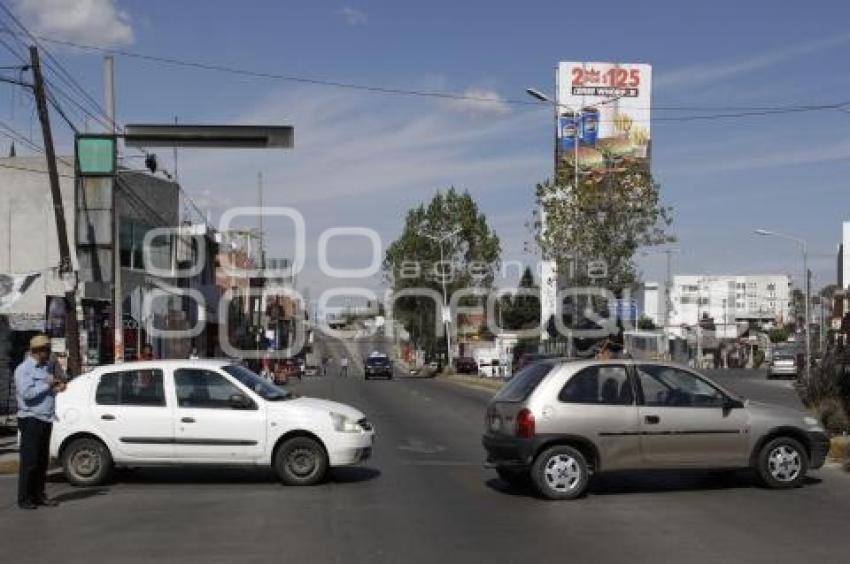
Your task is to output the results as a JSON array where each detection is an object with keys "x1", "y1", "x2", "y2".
[{"x1": 30, "y1": 46, "x2": 82, "y2": 376}]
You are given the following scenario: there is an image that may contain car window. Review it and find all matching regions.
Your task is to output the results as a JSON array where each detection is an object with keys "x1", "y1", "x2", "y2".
[
  {"x1": 559, "y1": 365, "x2": 633, "y2": 405},
  {"x1": 174, "y1": 369, "x2": 252, "y2": 409},
  {"x1": 636, "y1": 365, "x2": 724, "y2": 407},
  {"x1": 494, "y1": 362, "x2": 552, "y2": 402},
  {"x1": 95, "y1": 370, "x2": 166, "y2": 407}
]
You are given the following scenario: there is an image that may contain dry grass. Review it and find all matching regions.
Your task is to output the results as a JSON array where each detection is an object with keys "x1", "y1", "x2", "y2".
[{"x1": 0, "y1": 458, "x2": 19, "y2": 474}]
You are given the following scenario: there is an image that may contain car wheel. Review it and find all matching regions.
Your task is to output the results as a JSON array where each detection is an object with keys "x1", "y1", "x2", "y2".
[
  {"x1": 531, "y1": 445, "x2": 589, "y2": 500},
  {"x1": 496, "y1": 466, "x2": 531, "y2": 489},
  {"x1": 756, "y1": 436, "x2": 808, "y2": 489},
  {"x1": 62, "y1": 437, "x2": 113, "y2": 487},
  {"x1": 274, "y1": 436, "x2": 328, "y2": 486}
]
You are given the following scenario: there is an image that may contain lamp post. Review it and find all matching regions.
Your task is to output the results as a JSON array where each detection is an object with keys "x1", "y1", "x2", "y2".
[
  {"x1": 754, "y1": 229, "x2": 810, "y2": 380},
  {"x1": 421, "y1": 228, "x2": 461, "y2": 369}
]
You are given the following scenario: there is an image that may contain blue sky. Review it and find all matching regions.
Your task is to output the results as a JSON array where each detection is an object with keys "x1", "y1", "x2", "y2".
[{"x1": 3, "y1": 0, "x2": 850, "y2": 296}]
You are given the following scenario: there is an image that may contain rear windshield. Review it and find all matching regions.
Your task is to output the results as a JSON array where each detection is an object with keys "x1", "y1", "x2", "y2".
[
  {"x1": 366, "y1": 357, "x2": 390, "y2": 366},
  {"x1": 494, "y1": 362, "x2": 553, "y2": 402}
]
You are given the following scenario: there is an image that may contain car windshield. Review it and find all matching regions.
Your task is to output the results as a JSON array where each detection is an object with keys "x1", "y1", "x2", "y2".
[
  {"x1": 493, "y1": 361, "x2": 553, "y2": 402},
  {"x1": 222, "y1": 364, "x2": 293, "y2": 401}
]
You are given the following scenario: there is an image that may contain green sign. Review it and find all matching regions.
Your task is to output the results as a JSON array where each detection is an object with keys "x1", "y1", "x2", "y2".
[{"x1": 76, "y1": 135, "x2": 116, "y2": 175}]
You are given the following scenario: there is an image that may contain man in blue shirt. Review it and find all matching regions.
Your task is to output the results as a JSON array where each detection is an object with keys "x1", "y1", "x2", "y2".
[{"x1": 15, "y1": 334, "x2": 65, "y2": 510}]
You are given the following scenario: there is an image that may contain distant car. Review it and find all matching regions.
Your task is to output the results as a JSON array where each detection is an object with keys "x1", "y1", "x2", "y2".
[
  {"x1": 454, "y1": 357, "x2": 477, "y2": 375},
  {"x1": 768, "y1": 348, "x2": 799, "y2": 379},
  {"x1": 483, "y1": 359, "x2": 829, "y2": 500},
  {"x1": 365, "y1": 354, "x2": 393, "y2": 380},
  {"x1": 51, "y1": 360, "x2": 375, "y2": 487}
]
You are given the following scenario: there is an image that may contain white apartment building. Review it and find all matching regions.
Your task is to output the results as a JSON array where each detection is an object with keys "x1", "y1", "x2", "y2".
[{"x1": 668, "y1": 275, "x2": 792, "y2": 337}]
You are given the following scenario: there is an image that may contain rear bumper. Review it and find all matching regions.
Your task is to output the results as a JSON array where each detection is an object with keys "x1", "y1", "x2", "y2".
[
  {"x1": 808, "y1": 431, "x2": 830, "y2": 470},
  {"x1": 482, "y1": 433, "x2": 537, "y2": 469}
]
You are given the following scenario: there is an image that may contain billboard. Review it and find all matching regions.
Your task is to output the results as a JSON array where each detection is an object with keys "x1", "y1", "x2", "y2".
[{"x1": 555, "y1": 62, "x2": 652, "y2": 179}]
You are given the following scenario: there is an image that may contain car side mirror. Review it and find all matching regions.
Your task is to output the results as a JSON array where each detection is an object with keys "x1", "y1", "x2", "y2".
[
  {"x1": 229, "y1": 393, "x2": 253, "y2": 410},
  {"x1": 723, "y1": 396, "x2": 743, "y2": 410}
]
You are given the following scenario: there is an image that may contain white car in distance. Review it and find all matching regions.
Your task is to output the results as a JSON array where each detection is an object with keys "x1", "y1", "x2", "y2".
[{"x1": 50, "y1": 360, "x2": 375, "y2": 486}]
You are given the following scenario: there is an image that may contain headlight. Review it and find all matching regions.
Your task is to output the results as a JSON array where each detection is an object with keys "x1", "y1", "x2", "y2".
[
  {"x1": 330, "y1": 412, "x2": 361, "y2": 433},
  {"x1": 803, "y1": 416, "x2": 821, "y2": 427}
]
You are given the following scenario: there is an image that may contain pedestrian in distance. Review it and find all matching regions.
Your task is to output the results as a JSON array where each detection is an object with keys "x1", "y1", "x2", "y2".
[
  {"x1": 137, "y1": 343, "x2": 155, "y2": 361},
  {"x1": 15, "y1": 334, "x2": 66, "y2": 510}
]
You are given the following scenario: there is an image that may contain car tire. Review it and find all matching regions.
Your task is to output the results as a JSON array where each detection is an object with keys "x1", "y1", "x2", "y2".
[
  {"x1": 496, "y1": 466, "x2": 531, "y2": 489},
  {"x1": 62, "y1": 437, "x2": 113, "y2": 487},
  {"x1": 755, "y1": 436, "x2": 808, "y2": 489},
  {"x1": 274, "y1": 436, "x2": 328, "y2": 486},
  {"x1": 531, "y1": 445, "x2": 590, "y2": 500}
]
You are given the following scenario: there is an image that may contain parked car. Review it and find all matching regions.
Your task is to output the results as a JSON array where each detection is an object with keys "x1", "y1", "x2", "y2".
[
  {"x1": 364, "y1": 353, "x2": 393, "y2": 380},
  {"x1": 454, "y1": 356, "x2": 478, "y2": 375},
  {"x1": 483, "y1": 359, "x2": 829, "y2": 500},
  {"x1": 50, "y1": 360, "x2": 375, "y2": 487}
]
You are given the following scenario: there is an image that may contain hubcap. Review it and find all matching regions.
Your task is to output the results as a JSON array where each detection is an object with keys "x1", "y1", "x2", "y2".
[
  {"x1": 543, "y1": 454, "x2": 582, "y2": 492},
  {"x1": 288, "y1": 448, "x2": 317, "y2": 477},
  {"x1": 71, "y1": 447, "x2": 100, "y2": 478},
  {"x1": 767, "y1": 445, "x2": 801, "y2": 482}
]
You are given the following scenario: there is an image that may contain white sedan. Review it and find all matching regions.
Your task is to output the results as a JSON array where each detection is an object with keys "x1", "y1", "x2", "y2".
[{"x1": 50, "y1": 359, "x2": 375, "y2": 486}]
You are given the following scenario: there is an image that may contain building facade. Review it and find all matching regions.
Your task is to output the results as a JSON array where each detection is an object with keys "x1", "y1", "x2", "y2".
[{"x1": 669, "y1": 274, "x2": 792, "y2": 336}]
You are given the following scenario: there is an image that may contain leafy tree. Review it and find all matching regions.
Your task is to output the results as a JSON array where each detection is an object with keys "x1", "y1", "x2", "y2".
[
  {"x1": 768, "y1": 327, "x2": 790, "y2": 343},
  {"x1": 637, "y1": 316, "x2": 656, "y2": 330},
  {"x1": 383, "y1": 188, "x2": 501, "y2": 354},
  {"x1": 499, "y1": 267, "x2": 541, "y2": 331},
  {"x1": 535, "y1": 160, "x2": 674, "y2": 292}
]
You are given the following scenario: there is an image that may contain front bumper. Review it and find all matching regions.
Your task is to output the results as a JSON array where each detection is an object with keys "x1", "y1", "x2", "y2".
[
  {"x1": 808, "y1": 431, "x2": 830, "y2": 469},
  {"x1": 482, "y1": 433, "x2": 537, "y2": 469},
  {"x1": 329, "y1": 431, "x2": 375, "y2": 466}
]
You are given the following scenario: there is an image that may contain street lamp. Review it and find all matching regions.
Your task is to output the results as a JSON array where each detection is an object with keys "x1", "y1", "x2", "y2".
[
  {"x1": 754, "y1": 229, "x2": 810, "y2": 380},
  {"x1": 421, "y1": 227, "x2": 461, "y2": 369},
  {"x1": 525, "y1": 87, "x2": 580, "y2": 191}
]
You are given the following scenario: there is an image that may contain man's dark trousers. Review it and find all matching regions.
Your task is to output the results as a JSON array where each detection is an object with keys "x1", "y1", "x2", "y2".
[{"x1": 17, "y1": 417, "x2": 52, "y2": 506}]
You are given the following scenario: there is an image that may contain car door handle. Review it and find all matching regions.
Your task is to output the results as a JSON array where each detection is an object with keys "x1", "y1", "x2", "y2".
[
  {"x1": 101, "y1": 414, "x2": 116, "y2": 421},
  {"x1": 644, "y1": 415, "x2": 660, "y2": 424},
  {"x1": 181, "y1": 417, "x2": 195, "y2": 423}
]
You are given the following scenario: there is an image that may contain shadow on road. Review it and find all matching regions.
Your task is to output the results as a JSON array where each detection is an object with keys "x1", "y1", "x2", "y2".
[
  {"x1": 47, "y1": 465, "x2": 382, "y2": 487},
  {"x1": 485, "y1": 470, "x2": 822, "y2": 499},
  {"x1": 52, "y1": 487, "x2": 110, "y2": 504}
]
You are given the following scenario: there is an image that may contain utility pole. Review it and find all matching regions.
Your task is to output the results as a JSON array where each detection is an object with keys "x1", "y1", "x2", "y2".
[
  {"x1": 30, "y1": 46, "x2": 82, "y2": 376},
  {"x1": 104, "y1": 55, "x2": 123, "y2": 363}
]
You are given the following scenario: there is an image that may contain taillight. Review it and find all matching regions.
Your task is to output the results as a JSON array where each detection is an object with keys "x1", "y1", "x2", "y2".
[{"x1": 516, "y1": 408, "x2": 535, "y2": 438}]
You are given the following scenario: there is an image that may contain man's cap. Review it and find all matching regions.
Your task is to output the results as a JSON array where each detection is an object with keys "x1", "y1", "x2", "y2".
[{"x1": 29, "y1": 334, "x2": 50, "y2": 351}]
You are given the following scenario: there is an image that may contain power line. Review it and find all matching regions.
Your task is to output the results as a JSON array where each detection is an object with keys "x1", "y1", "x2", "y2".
[
  {"x1": 8, "y1": 31, "x2": 850, "y2": 121},
  {"x1": 0, "y1": 3, "x2": 112, "y2": 128}
]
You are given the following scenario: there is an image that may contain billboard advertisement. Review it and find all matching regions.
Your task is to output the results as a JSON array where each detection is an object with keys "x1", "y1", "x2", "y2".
[{"x1": 555, "y1": 62, "x2": 652, "y2": 179}]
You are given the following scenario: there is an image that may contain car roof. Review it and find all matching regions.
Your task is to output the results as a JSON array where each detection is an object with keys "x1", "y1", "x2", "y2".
[{"x1": 85, "y1": 358, "x2": 234, "y2": 375}]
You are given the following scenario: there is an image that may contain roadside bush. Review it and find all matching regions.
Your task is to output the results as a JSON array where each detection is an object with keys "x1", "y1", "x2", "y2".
[
  {"x1": 801, "y1": 347, "x2": 850, "y2": 433},
  {"x1": 753, "y1": 349, "x2": 765, "y2": 369}
]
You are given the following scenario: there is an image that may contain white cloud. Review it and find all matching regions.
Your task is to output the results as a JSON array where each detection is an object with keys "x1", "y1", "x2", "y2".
[
  {"x1": 656, "y1": 31, "x2": 850, "y2": 90},
  {"x1": 444, "y1": 88, "x2": 511, "y2": 116},
  {"x1": 12, "y1": 0, "x2": 134, "y2": 48},
  {"x1": 334, "y1": 6, "x2": 367, "y2": 27}
]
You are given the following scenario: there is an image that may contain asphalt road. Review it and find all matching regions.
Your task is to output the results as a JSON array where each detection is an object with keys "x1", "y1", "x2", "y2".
[{"x1": 0, "y1": 337, "x2": 847, "y2": 564}]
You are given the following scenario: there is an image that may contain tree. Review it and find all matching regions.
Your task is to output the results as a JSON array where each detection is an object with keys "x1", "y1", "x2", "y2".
[
  {"x1": 768, "y1": 327, "x2": 790, "y2": 343},
  {"x1": 383, "y1": 188, "x2": 501, "y2": 355},
  {"x1": 500, "y1": 267, "x2": 541, "y2": 331},
  {"x1": 637, "y1": 316, "x2": 656, "y2": 330},
  {"x1": 535, "y1": 160, "x2": 674, "y2": 292}
]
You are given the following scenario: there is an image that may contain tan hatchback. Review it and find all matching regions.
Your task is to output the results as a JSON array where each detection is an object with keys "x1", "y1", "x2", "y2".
[{"x1": 482, "y1": 359, "x2": 829, "y2": 500}]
